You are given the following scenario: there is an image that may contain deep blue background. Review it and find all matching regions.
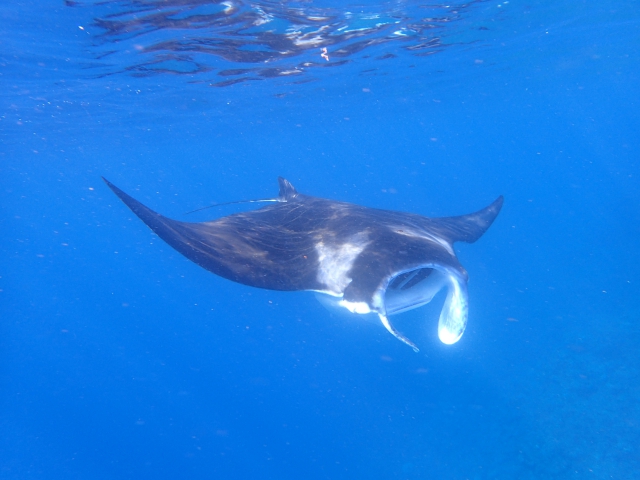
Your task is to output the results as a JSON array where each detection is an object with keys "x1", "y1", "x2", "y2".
[{"x1": 2, "y1": 0, "x2": 639, "y2": 478}]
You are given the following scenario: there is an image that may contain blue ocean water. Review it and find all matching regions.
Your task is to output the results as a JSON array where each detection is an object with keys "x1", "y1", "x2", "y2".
[{"x1": 2, "y1": 0, "x2": 639, "y2": 478}]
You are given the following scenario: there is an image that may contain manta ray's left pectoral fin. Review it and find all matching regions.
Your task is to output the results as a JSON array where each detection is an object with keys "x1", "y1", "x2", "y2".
[{"x1": 378, "y1": 314, "x2": 419, "y2": 353}]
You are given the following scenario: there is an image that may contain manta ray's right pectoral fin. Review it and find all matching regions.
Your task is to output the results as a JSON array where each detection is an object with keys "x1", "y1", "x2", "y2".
[{"x1": 378, "y1": 314, "x2": 419, "y2": 353}]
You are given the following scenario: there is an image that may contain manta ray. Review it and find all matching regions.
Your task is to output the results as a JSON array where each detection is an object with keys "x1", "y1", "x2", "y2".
[{"x1": 104, "y1": 177, "x2": 503, "y2": 351}]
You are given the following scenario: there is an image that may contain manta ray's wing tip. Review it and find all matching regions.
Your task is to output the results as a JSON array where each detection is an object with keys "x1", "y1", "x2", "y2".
[
  {"x1": 101, "y1": 177, "x2": 130, "y2": 201},
  {"x1": 101, "y1": 176, "x2": 121, "y2": 193}
]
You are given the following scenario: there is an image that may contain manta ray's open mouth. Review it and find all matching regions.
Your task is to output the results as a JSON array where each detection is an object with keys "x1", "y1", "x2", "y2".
[
  {"x1": 383, "y1": 266, "x2": 469, "y2": 346},
  {"x1": 325, "y1": 265, "x2": 470, "y2": 351}
]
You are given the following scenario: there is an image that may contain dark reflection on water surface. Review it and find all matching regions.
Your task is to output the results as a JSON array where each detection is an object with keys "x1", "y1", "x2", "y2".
[{"x1": 70, "y1": 0, "x2": 489, "y2": 86}]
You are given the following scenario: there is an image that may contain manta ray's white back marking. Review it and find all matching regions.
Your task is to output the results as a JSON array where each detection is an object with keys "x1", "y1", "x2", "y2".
[{"x1": 314, "y1": 232, "x2": 370, "y2": 295}]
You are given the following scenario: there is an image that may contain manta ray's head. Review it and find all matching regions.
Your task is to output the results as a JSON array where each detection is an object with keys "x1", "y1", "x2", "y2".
[
  {"x1": 314, "y1": 195, "x2": 503, "y2": 352},
  {"x1": 325, "y1": 261, "x2": 469, "y2": 352}
]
